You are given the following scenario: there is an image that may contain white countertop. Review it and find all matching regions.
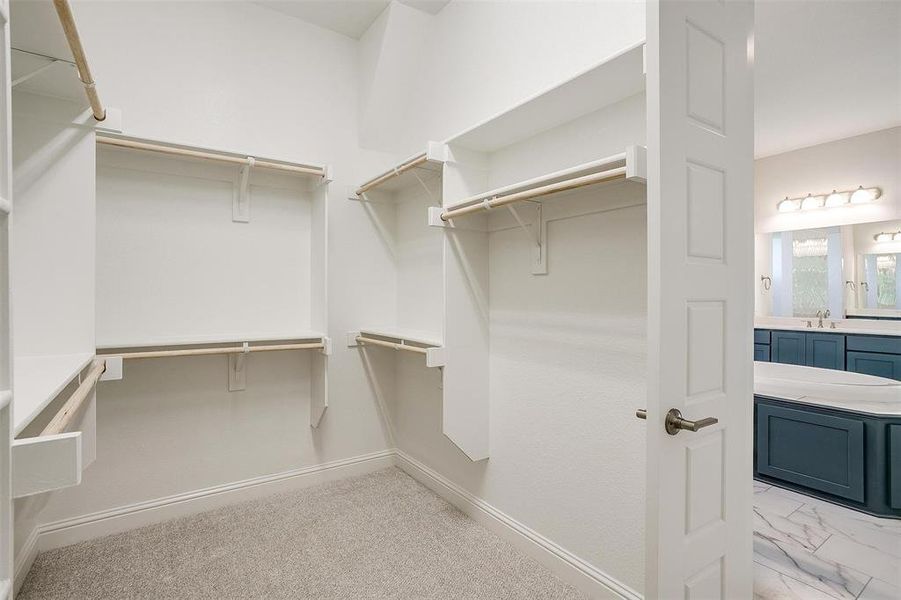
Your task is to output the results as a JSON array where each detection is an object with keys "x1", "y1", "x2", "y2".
[
  {"x1": 754, "y1": 362, "x2": 901, "y2": 416},
  {"x1": 755, "y1": 317, "x2": 901, "y2": 337}
]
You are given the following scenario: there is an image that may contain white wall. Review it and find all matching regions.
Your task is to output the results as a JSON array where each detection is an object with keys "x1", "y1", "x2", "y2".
[
  {"x1": 755, "y1": 127, "x2": 900, "y2": 234},
  {"x1": 359, "y1": 0, "x2": 646, "y2": 155}
]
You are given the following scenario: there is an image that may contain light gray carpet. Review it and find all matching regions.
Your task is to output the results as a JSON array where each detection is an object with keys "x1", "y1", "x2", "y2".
[{"x1": 18, "y1": 468, "x2": 588, "y2": 599}]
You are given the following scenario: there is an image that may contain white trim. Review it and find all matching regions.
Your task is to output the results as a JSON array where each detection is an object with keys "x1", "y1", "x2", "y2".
[
  {"x1": 13, "y1": 528, "x2": 38, "y2": 597},
  {"x1": 394, "y1": 450, "x2": 643, "y2": 600},
  {"x1": 31, "y1": 449, "x2": 394, "y2": 555}
]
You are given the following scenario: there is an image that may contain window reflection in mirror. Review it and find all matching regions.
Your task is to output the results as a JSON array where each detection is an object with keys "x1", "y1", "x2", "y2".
[
  {"x1": 770, "y1": 227, "x2": 843, "y2": 318},
  {"x1": 757, "y1": 219, "x2": 901, "y2": 320}
]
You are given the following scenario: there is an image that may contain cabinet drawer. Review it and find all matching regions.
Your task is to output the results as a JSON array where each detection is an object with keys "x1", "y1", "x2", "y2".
[
  {"x1": 847, "y1": 351, "x2": 901, "y2": 381},
  {"x1": 757, "y1": 404, "x2": 864, "y2": 501},
  {"x1": 754, "y1": 344, "x2": 771, "y2": 361},
  {"x1": 754, "y1": 330, "x2": 771, "y2": 345},
  {"x1": 846, "y1": 335, "x2": 901, "y2": 355}
]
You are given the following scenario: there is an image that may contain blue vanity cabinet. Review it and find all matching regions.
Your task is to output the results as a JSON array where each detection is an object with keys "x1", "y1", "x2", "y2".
[
  {"x1": 758, "y1": 328, "x2": 901, "y2": 379},
  {"x1": 806, "y1": 333, "x2": 845, "y2": 370},
  {"x1": 891, "y1": 425, "x2": 901, "y2": 510},
  {"x1": 847, "y1": 352, "x2": 901, "y2": 380},
  {"x1": 846, "y1": 335, "x2": 901, "y2": 381},
  {"x1": 754, "y1": 329, "x2": 771, "y2": 362},
  {"x1": 770, "y1": 331, "x2": 806, "y2": 365},
  {"x1": 755, "y1": 397, "x2": 901, "y2": 517},
  {"x1": 756, "y1": 401, "x2": 865, "y2": 502}
]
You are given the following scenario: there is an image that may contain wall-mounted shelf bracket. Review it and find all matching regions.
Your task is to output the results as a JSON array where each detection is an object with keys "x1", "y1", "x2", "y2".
[
  {"x1": 320, "y1": 164, "x2": 334, "y2": 185},
  {"x1": 233, "y1": 157, "x2": 254, "y2": 222},
  {"x1": 99, "y1": 355, "x2": 123, "y2": 381},
  {"x1": 428, "y1": 206, "x2": 449, "y2": 228},
  {"x1": 507, "y1": 202, "x2": 546, "y2": 275},
  {"x1": 625, "y1": 145, "x2": 647, "y2": 183},
  {"x1": 228, "y1": 342, "x2": 249, "y2": 391}
]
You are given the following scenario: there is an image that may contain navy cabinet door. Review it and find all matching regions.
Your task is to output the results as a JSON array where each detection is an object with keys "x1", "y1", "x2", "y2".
[
  {"x1": 847, "y1": 351, "x2": 901, "y2": 381},
  {"x1": 754, "y1": 344, "x2": 770, "y2": 361},
  {"x1": 806, "y1": 333, "x2": 845, "y2": 370},
  {"x1": 771, "y1": 331, "x2": 806, "y2": 365},
  {"x1": 757, "y1": 403, "x2": 865, "y2": 501}
]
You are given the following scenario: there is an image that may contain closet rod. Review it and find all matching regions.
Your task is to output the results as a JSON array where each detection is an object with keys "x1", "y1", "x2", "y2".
[
  {"x1": 96, "y1": 135, "x2": 327, "y2": 178},
  {"x1": 52, "y1": 0, "x2": 105, "y2": 121},
  {"x1": 100, "y1": 341, "x2": 324, "y2": 361},
  {"x1": 441, "y1": 166, "x2": 627, "y2": 221},
  {"x1": 355, "y1": 153, "x2": 428, "y2": 196},
  {"x1": 355, "y1": 336, "x2": 429, "y2": 355},
  {"x1": 41, "y1": 359, "x2": 106, "y2": 437}
]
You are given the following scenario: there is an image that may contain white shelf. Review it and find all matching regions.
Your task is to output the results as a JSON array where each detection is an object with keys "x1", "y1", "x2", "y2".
[
  {"x1": 357, "y1": 327, "x2": 442, "y2": 348},
  {"x1": 445, "y1": 42, "x2": 645, "y2": 152},
  {"x1": 351, "y1": 142, "x2": 447, "y2": 198},
  {"x1": 96, "y1": 331, "x2": 327, "y2": 350},
  {"x1": 443, "y1": 148, "x2": 645, "y2": 214},
  {"x1": 13, "y1": 352, "x2": 94, "y2": 435}
]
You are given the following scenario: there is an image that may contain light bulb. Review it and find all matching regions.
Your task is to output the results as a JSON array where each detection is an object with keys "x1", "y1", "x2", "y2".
[
  {"x1": 824, "y1": 190, "x2": 846, "y2": 207},
  {"x1": 875, "y1": 232, "x2": 893, "y2": 242},
  {"x1": 894, "y1": 232, "x2": 901, "y2": 241},
  {"x1": 801, "y1": 194, "x2": 825, "y2": 210},
  {"x1": 850, "y1": 186, "x2": 875, "y2": 204},
  {"x1": 777, "y1": 197, "x2": 800, "y2": 212}
]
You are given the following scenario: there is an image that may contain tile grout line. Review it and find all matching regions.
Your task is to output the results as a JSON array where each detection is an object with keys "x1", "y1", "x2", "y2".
[
  {"x1": 854, "y1": 576, "x2": 874, "y2": 599},
  {"x1": 753, "y1": 559, "x2": 861, "y2": 600}
]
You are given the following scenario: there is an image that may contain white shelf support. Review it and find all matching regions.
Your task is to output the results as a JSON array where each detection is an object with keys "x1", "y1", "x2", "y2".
[
  {"x1": 233, "y1": 157, "x2": 254, "y2": 222},
  {"x1": 507, "y1": 203, "x2": 547, "y2": 275},
  {"x1": 228, "y1": 342, "x2": 249, "y2": 391},
  {"x1": 626, "y1": 145, "x2": 647, "y2": 183},
  {"x1": 99, "y1": 355, "x2": 123, "y2": 381}
]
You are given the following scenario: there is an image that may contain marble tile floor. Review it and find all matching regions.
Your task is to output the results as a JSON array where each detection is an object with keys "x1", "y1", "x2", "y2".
[{"x1": 753, "y1": 480, "x2": 901, "y2": 600}]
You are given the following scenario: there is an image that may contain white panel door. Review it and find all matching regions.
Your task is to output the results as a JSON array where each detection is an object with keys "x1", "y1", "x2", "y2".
[{"x1": 645, "y1": 1, "x2": 754, "y2": 598}]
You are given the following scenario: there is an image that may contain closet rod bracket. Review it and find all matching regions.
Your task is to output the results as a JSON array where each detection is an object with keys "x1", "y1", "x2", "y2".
[{"x1": 99, "y1": 355, "x2": 123, "y2": 381}]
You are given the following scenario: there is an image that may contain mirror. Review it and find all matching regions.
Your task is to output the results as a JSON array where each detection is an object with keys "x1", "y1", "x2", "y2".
[{"x1": 757, "y1": 219, "x2": 901, "y2": 319}]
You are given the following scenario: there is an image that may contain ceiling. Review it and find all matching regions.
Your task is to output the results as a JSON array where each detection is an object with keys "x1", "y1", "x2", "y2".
[
  {"x1": 754, "y1": 0, "x2": 900, "y2": 157},
  {"x1": 252, "y1": 0, "x2": 450, "y2": 39}
]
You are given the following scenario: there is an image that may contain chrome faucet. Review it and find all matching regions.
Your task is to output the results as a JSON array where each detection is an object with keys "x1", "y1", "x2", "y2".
[{"x1": 816, "y1": 309, "x2": 831, "y2": 328}]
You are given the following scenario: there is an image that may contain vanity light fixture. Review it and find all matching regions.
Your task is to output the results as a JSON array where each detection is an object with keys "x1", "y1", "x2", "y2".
[
  {"x1": 777, "y1": 197, "x2": 801, "y2": 212},
  {"x1": 801, "y1": 193, "x2": 825, "y2": 210},
  {"x1": 850, "y1": 185, "x2": 880, "y2": 204},
  {"x1": 777, "y1": 186, "x2": 881, "y2": 212},
  {"x1": 824, "y1": 189, "x2": 847, "y2": 207}
]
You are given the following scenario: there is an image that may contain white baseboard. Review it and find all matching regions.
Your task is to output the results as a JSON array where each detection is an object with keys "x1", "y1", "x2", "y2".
[
  {"x1": 13, "y1": 527, "x2": 39, "y2": 597},
  {"x1": 393, "y1": 450, "x2": 642, "y2": 600},
  {"x1": 31, "y1": 449, "x2": 395, "y2": 556}
]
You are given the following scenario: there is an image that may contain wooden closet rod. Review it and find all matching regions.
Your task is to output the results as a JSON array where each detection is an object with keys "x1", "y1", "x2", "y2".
[
  {"x1": 355, "y1": 336, "x2": 429, "y2": 355},
  {"x1": 355, "y1": 153, "x2": 428, "y2": 196},
  {"x1": 41, "y1": 359, "x2": 106, "y2": 437},
  {"x1": 96, "y1": 135, "x2": 327, "y2": 178},
  {"x1": 52, "y1": 0, "x2": 105, "y2": 121},
  {"x1": 100, "y1": 341, "x2": 324, "y2": 361},
  {"x1": 441, "y1": 166, "x2": 627, "y2": 221}
]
